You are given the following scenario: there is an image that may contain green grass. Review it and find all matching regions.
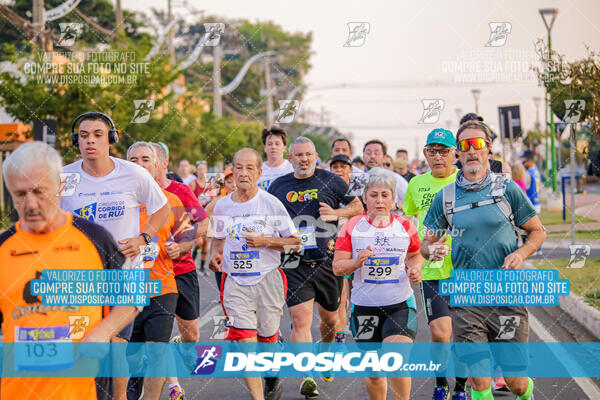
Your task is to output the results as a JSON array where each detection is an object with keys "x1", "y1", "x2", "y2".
[
  {"x1": 540, "y1": 208, "x2": 596, "y2": 225},
  {"x1": 533, "y1": 258, "x2": 600, "y2": 310},
  {"x1": 546, "y1": 229, "x2": 600, "y2": 241},
  {"x1": 0, "y1": 208, "x2": 12, "y2": 231}
]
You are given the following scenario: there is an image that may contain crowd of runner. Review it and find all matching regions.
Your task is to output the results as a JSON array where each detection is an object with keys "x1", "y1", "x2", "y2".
[{"x1": 0, "y1": 110, "x2": 545, "y2": 400}]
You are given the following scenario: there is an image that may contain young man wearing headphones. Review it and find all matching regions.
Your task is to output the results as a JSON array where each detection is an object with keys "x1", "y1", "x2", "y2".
[{"x1": 60, "y1": 112, "x2": 170, "y2": 400}]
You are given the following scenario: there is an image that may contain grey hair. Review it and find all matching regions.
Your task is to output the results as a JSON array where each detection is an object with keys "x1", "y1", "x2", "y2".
[
  {"x1": 2, "y1": 141, "x2": 63, "y2": 190},
  {"x1": 127, "y1": 141, "x2": 157, "y2": 162},
  {"x1": 151, "y1": 142, "x2": 168, "y2": 163},
  {"x1": 365, "y1": 167, "x2": 396, "y2": 196},
  {"x1": 288, "y1": 136, "x2": 315, "y2": 153}
]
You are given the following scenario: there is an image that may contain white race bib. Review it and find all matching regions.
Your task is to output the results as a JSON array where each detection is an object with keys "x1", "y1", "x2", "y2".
[
  {"x1": 229, "y1": 251, "x2": 260, "y2": 276},
  {"x1": 361, "y1": 256, "x2": 401, "y2": 284},
  {"x1": 14, "y1": 325, "x2": 73, "y2": 371},
  {"x1": 298, "y1": 226, "x2": 317, "y2": 249}
]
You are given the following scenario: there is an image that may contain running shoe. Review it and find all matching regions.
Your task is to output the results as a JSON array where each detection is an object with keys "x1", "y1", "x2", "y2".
[
  {"x1": 264, "y1": 377, "x2": 283, "y2": 400},
  {"x1": 169, "y1": 384, "x2": 185, "y2": 400},
  {"x1": 514, "y1": 395, "x2": 534, "y2": 400},
  {"x1": 334, "y1": 332, "x2": 345, "y2": 343},
  {"x1": 432, "y1": 385, "x2": 450, "y2": 400},
  {"x1": 170, "y1": 335, "x2": 182, "y2": 343},
  {"x1": 126, "y1": 377, "x2": 144, "y2": 400},
  {"x1": 321, "y1": 372, "x2": 334, "y2": 383},
  {"x1": 300, "y1": 377, "x2": 319, "y2": 398},
  {"x1": 451, "y1": 391, "x2": 466, "y2": 400},
  {"x1": 493, "y1": 376, "x2": 510, "y2": 391}
]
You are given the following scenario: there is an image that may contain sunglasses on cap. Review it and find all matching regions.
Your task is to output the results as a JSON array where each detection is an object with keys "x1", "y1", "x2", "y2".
[{"x1": 458, "y1": 138, "x2": 487, "y2": 152}]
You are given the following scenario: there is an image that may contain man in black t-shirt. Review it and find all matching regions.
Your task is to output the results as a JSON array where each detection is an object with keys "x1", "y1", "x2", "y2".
[{"x1": 269, "y1": 136, "x2": 363, "y2": 396}]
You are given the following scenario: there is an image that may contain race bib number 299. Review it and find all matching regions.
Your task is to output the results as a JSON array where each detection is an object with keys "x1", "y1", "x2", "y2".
[{"x1": 362, "y1": 256, "x2": 401, "y2": 284}]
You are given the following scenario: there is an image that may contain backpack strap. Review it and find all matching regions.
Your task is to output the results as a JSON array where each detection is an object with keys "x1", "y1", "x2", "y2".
[
  {"x1": 489, "y1": 173, "x2": 528, "y2": 238},
  {"x1": 442, "y1": 182, "x2": 456, "y2": 228},
  {"x1": 442, "y1": 174, "x2": 526, "y2": 239}
]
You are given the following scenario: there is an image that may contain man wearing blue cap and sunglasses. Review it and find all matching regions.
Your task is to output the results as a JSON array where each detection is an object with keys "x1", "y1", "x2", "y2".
[
  {"x1": 421, "y1": 120, "x2": 545, "y2": 400},
  {"x1": 403, "y1": 128, "x2": 467, "y2": 400}
]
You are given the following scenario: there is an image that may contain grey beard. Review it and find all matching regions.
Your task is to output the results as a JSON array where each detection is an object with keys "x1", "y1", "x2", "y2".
[
  {"x1": 463, "y1": 162, "x2": 483, "y2": 174},
  {"x1": 296, "y1": 165, "x2": 316, "y2": 176}
]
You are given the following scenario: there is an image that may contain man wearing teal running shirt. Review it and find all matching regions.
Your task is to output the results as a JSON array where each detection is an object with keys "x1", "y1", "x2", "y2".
[
  {"x1": 403, "y1": 128, "x2": 466, "y2": 400},
  {"x1": 422, "y1": 120, "x2": 546, "y2": 400}
]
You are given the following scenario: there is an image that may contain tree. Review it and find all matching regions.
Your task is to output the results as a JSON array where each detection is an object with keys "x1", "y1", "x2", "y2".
[
  {"x1": 533, "y1": 41, "x2": 600, "y2": 140},
  {"x1": 0, "y1": 0, "x2": 149, "y2": 55},
  {"x1": 179, "y1": 18, "x2": 312, "y2": 120}
]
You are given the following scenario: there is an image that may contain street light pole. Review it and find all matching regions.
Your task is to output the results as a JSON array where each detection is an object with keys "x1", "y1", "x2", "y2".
[
  {"x1": 213, "y1": 44, "x2": 223, "y2": 117},
  {"x1": 533, "y1": 96, "x2": 541, "y2": 132},
  {"x1": 455, "y1": 107, "x2": 463, "y2": 124},
  {"x1": 264, "y1": 58, "x2": 274, "y2": 126},
  {"x1": 471, "y1": 89, "x2": 481, "y2": 114},
  {"x1": 540, "y1": 8, "x2": 559, "y2": 192}
]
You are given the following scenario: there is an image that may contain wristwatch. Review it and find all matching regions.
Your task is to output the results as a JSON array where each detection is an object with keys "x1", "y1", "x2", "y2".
[{"x1": 140, "y1": 232, "x2": 152, "y2": 245}]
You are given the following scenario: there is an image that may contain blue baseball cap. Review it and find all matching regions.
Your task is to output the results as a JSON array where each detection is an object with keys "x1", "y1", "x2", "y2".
[{"x1": 426, "y1": 128, "x2": 456, "y2": 148}]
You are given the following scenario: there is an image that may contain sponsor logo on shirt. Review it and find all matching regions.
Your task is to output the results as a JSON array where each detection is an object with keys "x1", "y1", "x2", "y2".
[
  {"x1": 226, "y1": 223, "x2": 265, "y2": 241},
  {"x1": 78, "y1": 192, "x2": 96, "y2": 197},
  {"x1": 13, "y1": 271, "x2": 80, "y2": 319},
  {"x1": 53, "y1": 243, "x2": 80, "y2": 252},
  {"x1": 286, "y1": 189, "x2": 318, "y2": 202},
  {"x1": 74, "y1": 201, "x2": 126, "y2": 221},
  {"x1": 10, "y1": 250, "x2": 39, "y2": 257},
  {"x1": 258, "y1": 180, "x2": 271, "y2": 190},
  {"x1": 74, "y1": 202, "x2": 97, "y2": 221}
]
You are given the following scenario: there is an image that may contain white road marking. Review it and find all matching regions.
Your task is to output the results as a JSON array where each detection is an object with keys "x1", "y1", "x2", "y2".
[
  {"x1": 198, "y1": 304, "x2": 221, "y2": 329},
  {"x1": 529, "y1": 311, "x2": 600, "y2": 398}
]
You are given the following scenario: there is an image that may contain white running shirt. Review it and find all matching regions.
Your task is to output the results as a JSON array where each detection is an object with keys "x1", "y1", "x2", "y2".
[
  {"x1": 61, "y1": 157, "x2": 167, "y2": 243},
  {"x1": 213, "y1": 189, "x2": 297, "y2": 285},
  {"x1": 335, "y1": 213, "x2": 420, "y2": 307},
  {"x1": 257, "y1": 160, "x2": 294, "y2": 191}
]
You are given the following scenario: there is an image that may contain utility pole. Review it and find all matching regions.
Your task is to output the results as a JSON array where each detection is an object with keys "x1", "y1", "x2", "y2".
[
  {"x1": 32, "y1": 0, "x2": 49, "y2": 51},
  {"x1": 455, "y1": 107, "x2": 463, "y2": 124},
  {"x1": 540, "y1": 8, "x2": 559, "y2": 192},
  {"x1": 213, "y1": 44, "x2": 223, "y2": 117},
  {"x1": 115, "y1": 0, "x2": 125, "y2": 35},
  {"x1": 265, "y1": 57, "x2": 274, "y2": 126},
  {"x1": 533, "y1": 96, "x2": 541, "y2": 132},
  {"x1": 471, "y1": 89, "x2": 481, "y2": 114},
  {"x1": 569, "y1": 123, "x2": 576, "y2": 245},
  {"x1": 167, "y1": 0, "x2": 175, "y2": 65}
]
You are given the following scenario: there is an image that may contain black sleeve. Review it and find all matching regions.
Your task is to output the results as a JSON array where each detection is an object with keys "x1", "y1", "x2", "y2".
[
  {"x1": 268, "y1": 175, "x2": 285, "y2": 197},
  {"x1": 0, "y1": 225, "x2": 17, "y2": 247},
  {"x1": 72, "y1": 216, "x2": 126, "y2": 270}
]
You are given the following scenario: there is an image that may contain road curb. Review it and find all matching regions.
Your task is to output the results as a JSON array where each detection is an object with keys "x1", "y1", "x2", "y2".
[{"x1": 558, "y1": 292, "x2": 600, "y2": 340}]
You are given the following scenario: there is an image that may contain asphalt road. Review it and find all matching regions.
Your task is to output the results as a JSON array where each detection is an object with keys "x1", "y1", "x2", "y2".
[{"x1": 161, "y1": 254, "x2": 600, "y2": 400}]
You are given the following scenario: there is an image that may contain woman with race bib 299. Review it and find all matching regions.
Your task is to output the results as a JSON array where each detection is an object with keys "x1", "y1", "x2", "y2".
[{"x1": 333, "y1": 167, "x2": 423, "y2": 400}]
